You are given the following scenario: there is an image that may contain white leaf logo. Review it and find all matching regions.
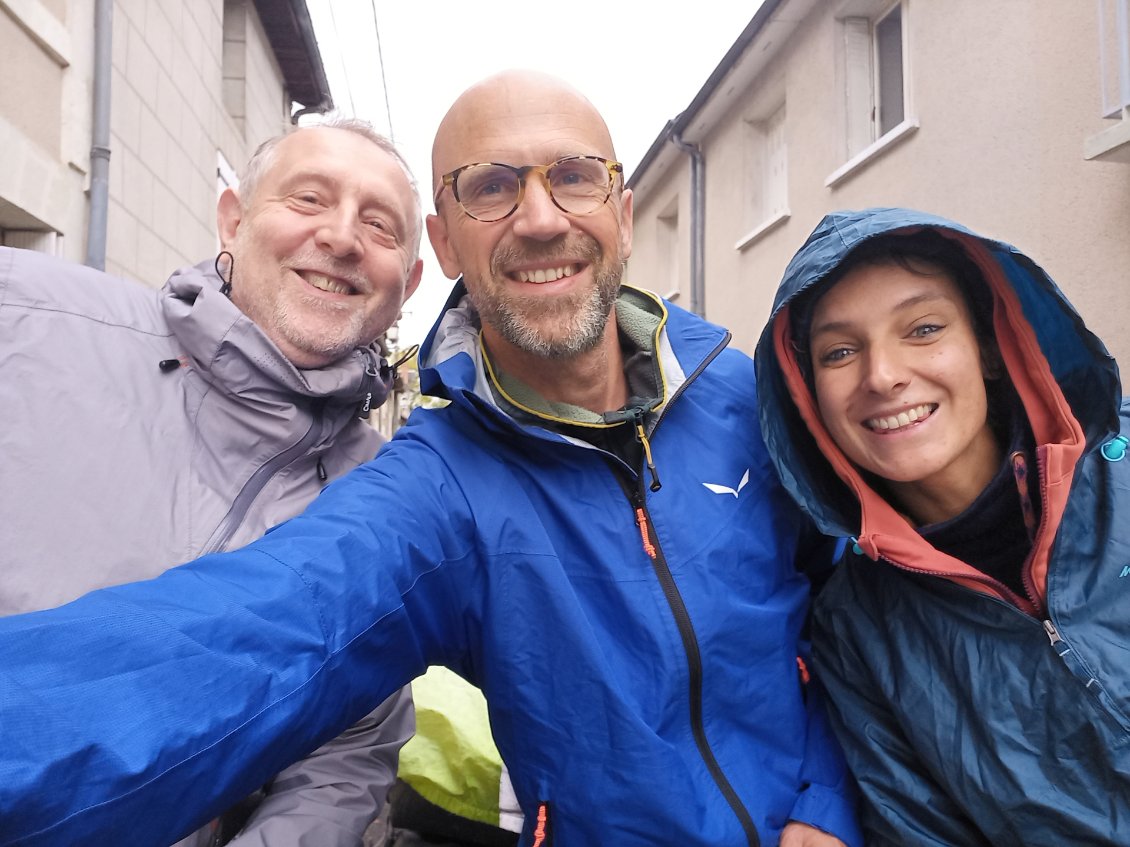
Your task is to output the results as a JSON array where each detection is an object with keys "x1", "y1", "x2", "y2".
[{"x1": 703, "y1": 469, "x2": 750, "y2": 498}]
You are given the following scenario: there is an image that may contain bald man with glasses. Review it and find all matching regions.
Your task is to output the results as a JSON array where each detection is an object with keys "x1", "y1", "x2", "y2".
[{"x1": 0, "y1": 70, "x2": 860, "y2": 847}]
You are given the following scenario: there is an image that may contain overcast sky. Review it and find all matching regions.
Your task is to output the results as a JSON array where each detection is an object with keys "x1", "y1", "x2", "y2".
[{"x1": 304, "y1": 1, "x2": 764, "y2": 348}]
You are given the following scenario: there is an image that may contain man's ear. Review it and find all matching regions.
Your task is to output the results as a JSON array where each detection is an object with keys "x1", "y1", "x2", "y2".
[
  {"x1": 618, "y1": 187, "x2": 634, "y2": 260},
  {"x1": 402, "y1": 258, "x2": 424, "y2": 303},
  {"x1": 425, "y1": 213, "x2": 463, "y2": 280},
  {"x1": 216, "y1": 187, "x2": 243, "y2": 249}
]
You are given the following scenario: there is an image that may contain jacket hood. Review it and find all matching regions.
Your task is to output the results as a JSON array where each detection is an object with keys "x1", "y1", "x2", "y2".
[
  {"x1": 755, "y1": 208, "x2": 1120, "y2": 611},
  {"x1": 161, "y1": 260, "x2": 392, "y2": 413}
]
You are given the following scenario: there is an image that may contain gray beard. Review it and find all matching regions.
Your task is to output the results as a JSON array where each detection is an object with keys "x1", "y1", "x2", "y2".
[{"x1": 474, "y1": 239, "x2": 623, "y2": 360}]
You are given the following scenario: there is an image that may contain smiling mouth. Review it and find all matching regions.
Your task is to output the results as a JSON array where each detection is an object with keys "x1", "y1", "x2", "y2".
[
  {"x1": 865, "y1": 403, "x2": 938, "y2": 432},
  {"x1": 299, "y1": 271, "x2": 356, "y2": 296},
  {"x1": 511, "y1": 264, "x2": 580, "y2": 284}
]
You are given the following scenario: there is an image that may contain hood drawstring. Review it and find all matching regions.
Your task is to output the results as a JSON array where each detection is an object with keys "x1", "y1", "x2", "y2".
[
  {"x1": 215, "y1": 251, "x2": 234, "y2": 298},
  {"x1": 389, "y1": 344, "x2": 419, "y2": 384},
  {"x1": 355, "y1": 343, "x2": 417, "y2": 420},
  {"x1": 357, "y1": 346, "x2": 390, "y2": 419}
]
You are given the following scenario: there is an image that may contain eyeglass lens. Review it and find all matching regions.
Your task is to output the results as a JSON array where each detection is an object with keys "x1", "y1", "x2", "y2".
[{"x1": 455, "y1": 158, "x2": 612, "y2": 221}]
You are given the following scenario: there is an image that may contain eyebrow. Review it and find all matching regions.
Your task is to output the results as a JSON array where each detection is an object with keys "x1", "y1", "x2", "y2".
[
  {"x1": 280, "y1": 172, "x2": 408, "y2": 232},
  {"x1": 809, "y1": 291, "x2": 950, "y2": 337}
]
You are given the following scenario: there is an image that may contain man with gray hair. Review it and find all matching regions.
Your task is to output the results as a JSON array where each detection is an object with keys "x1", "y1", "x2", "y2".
[{"x1": 0, "y1": 118, "x2": 421, "y2": 846}]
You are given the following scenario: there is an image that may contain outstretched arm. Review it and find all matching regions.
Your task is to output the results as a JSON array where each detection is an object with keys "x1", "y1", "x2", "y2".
[{"x1": 0, "y1": 443, "x2": 470, "y2": 847}]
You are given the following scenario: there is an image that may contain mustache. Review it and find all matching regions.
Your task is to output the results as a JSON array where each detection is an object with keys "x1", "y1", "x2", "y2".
[
  {"x1": 490, "y1": 235, "x2": 602, "y2": 275},
  {"x1": 283, "y1": 249, "x2": 370, "y2": 293}
]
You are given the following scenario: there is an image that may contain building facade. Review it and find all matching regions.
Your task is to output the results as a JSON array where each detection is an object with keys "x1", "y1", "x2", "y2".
[
  {"x1": 627, "y1": 0, "x2": 1130, "y2": 365},
  {"x1": 0, "y1": 0, "x2": 330, "y2": 282}
]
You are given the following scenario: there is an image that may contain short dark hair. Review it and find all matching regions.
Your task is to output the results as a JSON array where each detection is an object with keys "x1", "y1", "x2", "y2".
[
  {"x1": 789, "y1": 229, "x2": 996, "y2": 381},
  {"x1": 788, "y1": 228, "x2": 1017, "y2": 442}
]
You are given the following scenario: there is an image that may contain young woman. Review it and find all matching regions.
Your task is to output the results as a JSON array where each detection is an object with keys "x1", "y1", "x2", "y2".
[{"x1": 755, "y1": 208, "x2": 1130, "y2": 846}]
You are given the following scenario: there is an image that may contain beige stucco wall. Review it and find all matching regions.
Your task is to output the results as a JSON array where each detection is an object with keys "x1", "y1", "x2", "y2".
[
  {"x1": 625, "y1": 155, "x2": 693, "y2": 307},
  {"x1": 1, "y1": 0, "x2": 291, "y2": 283},
  {"x1": 629, "y1": 0, "x2": 1130, "y2": 368}
]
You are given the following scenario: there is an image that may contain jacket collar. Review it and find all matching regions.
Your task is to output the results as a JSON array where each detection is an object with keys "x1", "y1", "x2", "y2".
[
  {"x1": 416, "y1": 279, "x2": 723, "y2": 430},
  {"x1": 160, "y1": 260, "x2": 391, "y2": 415}
]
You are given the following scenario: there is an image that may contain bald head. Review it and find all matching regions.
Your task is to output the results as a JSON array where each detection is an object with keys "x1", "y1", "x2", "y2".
[{"x1": 431, "y1": 70, "x2": 617, "y2": 198}]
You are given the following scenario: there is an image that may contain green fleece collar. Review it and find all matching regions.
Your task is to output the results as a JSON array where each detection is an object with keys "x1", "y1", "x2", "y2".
[{"x1": 484, "y1": 286, "x2": 667, "y2": 427}]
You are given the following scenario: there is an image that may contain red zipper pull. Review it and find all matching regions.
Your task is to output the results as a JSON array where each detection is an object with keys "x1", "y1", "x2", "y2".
[{"x1": 635, "y1": 507, "x2": 657, "y2": 559}]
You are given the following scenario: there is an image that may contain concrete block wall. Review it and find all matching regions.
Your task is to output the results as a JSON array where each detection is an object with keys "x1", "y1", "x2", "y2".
[
  {"x1": 107, "y1": 0, "x2": 289, "y2": 286},
  {"x1": 1, "y1": 0, "x2": 291, "y2": 286}
]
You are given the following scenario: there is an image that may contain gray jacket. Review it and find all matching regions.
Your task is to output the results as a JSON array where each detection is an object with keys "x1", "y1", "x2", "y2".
[{"x1": 0, "y1": 247, "x2": 413, "y2": 846}]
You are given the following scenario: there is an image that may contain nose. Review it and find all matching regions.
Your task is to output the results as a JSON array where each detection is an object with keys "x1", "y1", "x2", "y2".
[
  {"x1": 860, "y1": 344, "x2": 909, "y2": 395},
  {"x1": 314, "y1": 207, "x2": 363, "y2": 259},
  {"x1": 509, "y1": 175, "x2": 570, "y2": 242}
]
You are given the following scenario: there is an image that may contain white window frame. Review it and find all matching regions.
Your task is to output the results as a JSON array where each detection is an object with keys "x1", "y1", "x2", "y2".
[
  {"x1": 827, "y1": 0, "x2": 919, "y2": 187},
  {"x1": 1086, "y1": 0, "x2": 1130, "y2": 161},
  {"x1": 736, "y1": 103, "x2": 790, "y2": 251}
]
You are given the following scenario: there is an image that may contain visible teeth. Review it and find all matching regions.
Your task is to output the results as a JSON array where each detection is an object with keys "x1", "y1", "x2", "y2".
[
  {"x1": 515, "y1": 264, "x2": 577, "y2": 283},
  {"x1": 867, "y1": 404, "x2": 936, "y2": 432},
  {"x1": 306, "y1": 273, "x2": 351, "y2": 295}
]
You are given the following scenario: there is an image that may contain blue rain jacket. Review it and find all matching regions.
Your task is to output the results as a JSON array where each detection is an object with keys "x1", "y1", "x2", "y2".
[
  {"x1": 0, "y1": 283, "x2": 860, "y2": 847},
  {"x1": 755, "y1": 208, "x2": 1130, "y2": 845}
]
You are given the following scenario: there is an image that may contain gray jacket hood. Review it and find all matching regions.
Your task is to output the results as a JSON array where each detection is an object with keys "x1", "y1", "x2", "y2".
[{"x1": 163, "y1": 259, "x2": 392, "y2": 412}]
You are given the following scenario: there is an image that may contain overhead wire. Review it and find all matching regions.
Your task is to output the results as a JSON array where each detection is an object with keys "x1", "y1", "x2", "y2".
[
  {"x1": 325, "y1": 1, "x2": 357, "y2": 115},
  {"x1": 370, "y1": 0, "x2": 396, "y2": 142}
]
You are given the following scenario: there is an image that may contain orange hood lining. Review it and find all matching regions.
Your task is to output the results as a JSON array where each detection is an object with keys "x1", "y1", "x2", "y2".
[{"x1": 772, "y1": 229, "x2": 1085, "y2": 614}]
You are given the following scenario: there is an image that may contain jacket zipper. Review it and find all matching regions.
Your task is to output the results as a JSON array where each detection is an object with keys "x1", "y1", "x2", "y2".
[
  {"x1": 611, "y1": 329, "x2": 732, "y2": 490},
  {"x1": 200, "y1": 400, "x2": 327, "y2": 556},
  {"x1": 1018, "y1": 446, "x2": 1052, "y2": 612},
  {"x1": 614, "y1": 329, "x2": 759, "y2": 845},
  {"x1": 627, "y1": 484, "x2": 760, "y2": 847}
]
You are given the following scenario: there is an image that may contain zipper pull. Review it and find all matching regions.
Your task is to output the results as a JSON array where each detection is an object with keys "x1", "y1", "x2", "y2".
[
  {"x1": 634, "y1": 422, "x2": 662, "y2": 492},
  {"x1": 532, "y1": 801, "x2": 551, "y2": 847},
  {"x1": 635, "y1": 507, "x2": 657, "y2": 559},
  {"x1": 1042, "y1": 619, "x2": 1063, "y2": 647},
  {"x1": 602, "y1": 402, "x2": 662, "y2": 491}
]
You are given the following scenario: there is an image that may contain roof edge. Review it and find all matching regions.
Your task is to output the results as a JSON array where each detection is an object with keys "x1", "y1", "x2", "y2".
[
  {"x1": 628, "y1": 0, "x2": 785, "y2": 188},
  {"x1": 251, "y1": 0, "x2": 334, "y2": 112}
]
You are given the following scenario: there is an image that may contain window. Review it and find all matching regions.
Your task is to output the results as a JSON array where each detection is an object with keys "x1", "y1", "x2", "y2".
[
  {"x1": 843, "y1": 2, "x2": 906, "y2": 158},
  {"x1": 1098, "y1": 0, "x2": 1130, "y2": 119},
  {"x1": 748, "y1": 104, "x2": 788, "y2": 224},
  {"x1": 222, "y1": 0, "x2": 249, "y2": 130},
  {"x1": 0, "y1": 196, "x2": 59, "y2": 254},
  {"x1": 826, "y1": 0, "x2": 917, "y2": 186},
  {"x1": 1086, "y1": 0, "x2": 1130, "y2": 161},
  {"x1": 1, "y1": 229, "x2": 59, "y2": 253},
  {"x1": 736, "y1": 102, "x2": 789, "y2": 250},
  {"x1": 658, "y1": 201, "x2": 680, "y2": 301}
]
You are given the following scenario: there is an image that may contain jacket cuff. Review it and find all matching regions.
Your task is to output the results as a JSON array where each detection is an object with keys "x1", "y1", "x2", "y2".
[{"x1": 789, "y1": 782, "x2": 863, "y2": 847}]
